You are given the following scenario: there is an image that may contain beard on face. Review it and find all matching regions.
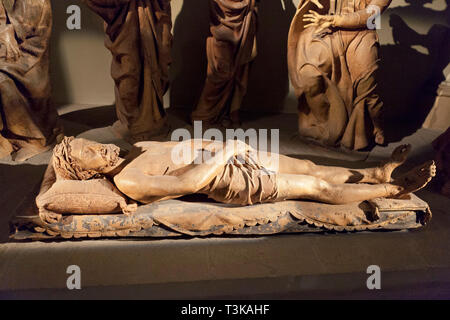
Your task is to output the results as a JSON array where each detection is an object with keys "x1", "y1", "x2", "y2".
[
  {"x1": 100, "y1": 144, "x2": 121, "y2": 167},
  {"x1": 53, "y1": 137, "x2": 123, "y2": 180}
]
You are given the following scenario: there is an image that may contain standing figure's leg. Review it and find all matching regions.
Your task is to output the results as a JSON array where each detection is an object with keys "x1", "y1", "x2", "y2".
[
  {"x1": 345, "y1": 30, "x2": 385, "y2": 147},
  {"x1": 85, "y1": 0, "x2": 172, "y2": 143},
  {"x1": 276, "y1": 161, "x2": 436, "y2": 204},
  {"x1": 191, "y1": 0, "x2": 257, "y2": 126},
  {"x1": 296, "y1": 64, "x2": 331, "y2": 140}
]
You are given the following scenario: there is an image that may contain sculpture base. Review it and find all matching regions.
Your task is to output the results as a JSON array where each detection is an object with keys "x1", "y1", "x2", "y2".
[{"x1": 10, "y1": 194, "x2": 431, "y2": 241}]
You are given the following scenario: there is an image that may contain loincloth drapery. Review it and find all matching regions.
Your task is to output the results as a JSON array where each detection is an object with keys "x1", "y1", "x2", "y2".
[{"x1": 201, "y1": 155, "x2": 279, "y2": 206}]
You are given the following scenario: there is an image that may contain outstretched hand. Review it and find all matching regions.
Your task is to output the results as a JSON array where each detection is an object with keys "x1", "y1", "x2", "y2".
[{"x1": 303, "y1": 10, "x2": 334, "y2": 35}]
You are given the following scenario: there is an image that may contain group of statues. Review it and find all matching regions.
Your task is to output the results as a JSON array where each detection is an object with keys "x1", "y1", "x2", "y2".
[
  {"x1": 0, "y1": 1, "x2": 439, "y2": 210},
  {"x1": 0, "y1": 0, "x2": 397, "y2": 161},
  {"x1": 84, "y1": 0, "x2": 260, "y2": 138},
  {"x1": 0, "y1": 0, "x2": 441, "y2": 241}
]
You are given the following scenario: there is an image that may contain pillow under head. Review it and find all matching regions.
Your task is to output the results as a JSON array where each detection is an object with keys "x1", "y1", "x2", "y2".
[{"x1": 36, "y1": 178, "x2": 137, "y2": 215}]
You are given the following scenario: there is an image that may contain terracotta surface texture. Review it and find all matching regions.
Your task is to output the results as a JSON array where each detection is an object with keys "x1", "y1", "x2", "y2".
[
  {"x1": 83, "y1": 0, "x2": 173, "y2": 143},
  {"x1": 191, "y1": 0, "x2": 258, "y2": 126},
  {"x1": 288, "y1": 0, "x2": 391, "y2": 150},
  {"x1": 0, "y1": 0, "x2": 61, "y2": 161},
  {"x1": 10, "y1": 137, "x2": 437, "y2": 240},
  {"x1": 12, "y1": 194, "x2": 431, "y2": 240}
]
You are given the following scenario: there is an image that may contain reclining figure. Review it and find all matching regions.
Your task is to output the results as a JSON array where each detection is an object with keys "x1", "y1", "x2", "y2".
[{"x1": 46, "y1": 137, "x2": 436, "y2": 208}]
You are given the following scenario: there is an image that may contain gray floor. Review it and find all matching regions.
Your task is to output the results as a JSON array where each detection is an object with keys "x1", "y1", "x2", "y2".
[{"x1": 0, "y1": 106, "x2": 449, "y2": 299}]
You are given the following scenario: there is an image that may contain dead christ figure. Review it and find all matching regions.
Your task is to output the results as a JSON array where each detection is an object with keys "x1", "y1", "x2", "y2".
[
  {"x1": 0, "y1": 0, "x2": 61, "y2": 161},
  {"x1": 288, "y1": 0, "x2": 391, "y2": 150},
  {"x1": 191, "y1": 0, "x2": 258, "y2": 127},
  {"x1": 50, "y1": 137, "x2": 435, "y2": 207},
  {"x1": 83, "y1": 0, "x2": 172, "y2": 143}
]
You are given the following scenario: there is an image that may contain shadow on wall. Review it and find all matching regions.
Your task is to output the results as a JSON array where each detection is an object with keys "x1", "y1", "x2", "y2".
[
  {"x1": 379, "y1": 0, "x2": 449, "y2": 142},
  {"x1": 49, "y1": 0, "x2": 107, "y2": 106},
  {"x1": 242, "y1": 0, "x2": 297, "y2": 114},
  {"x1": 170, "y1": 0, "x2": 210, "y2": 113}
]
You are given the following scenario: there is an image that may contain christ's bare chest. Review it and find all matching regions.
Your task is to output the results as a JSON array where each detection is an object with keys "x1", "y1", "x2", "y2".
[{"x1": 128, "y1": 145, "x2": 203, "y2": 177}]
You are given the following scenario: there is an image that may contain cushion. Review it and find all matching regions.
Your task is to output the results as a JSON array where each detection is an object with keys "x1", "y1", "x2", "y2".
[{"x1": 36, "y1": 178, "x2": 136, "y2": 215}]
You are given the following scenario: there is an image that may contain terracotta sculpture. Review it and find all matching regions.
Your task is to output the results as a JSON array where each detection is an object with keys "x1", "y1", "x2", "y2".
[
  {"x1": 48, "y1": 137, "x2": 435, "y2": 207},
  {"x1": 83, "y1": 0, "x2": 172, "y2": 143},
  {"x1": 191, "y1": 0, "x2": 258, "y2": 127},
  {"x1": 0, "y1": 0, "x2": 61, "y2": 161},
  {"x1": 288, "y1": 0, "x2": 391, "y2": 150}
]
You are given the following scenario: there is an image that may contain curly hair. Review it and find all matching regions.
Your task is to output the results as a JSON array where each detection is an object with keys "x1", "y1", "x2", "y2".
[{"x1": 52, "y1": 136, "x2": 119, "y2": 180}]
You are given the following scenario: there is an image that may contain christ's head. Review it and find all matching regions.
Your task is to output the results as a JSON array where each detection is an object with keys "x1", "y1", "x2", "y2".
[{"x1": 53, "y1": 137, "x2": 121, "y2": 180}]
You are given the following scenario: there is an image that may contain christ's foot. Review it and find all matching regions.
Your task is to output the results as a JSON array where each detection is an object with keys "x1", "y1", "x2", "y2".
[
  {"x1": 373, "y1": 144, "x2": 412, "y2": 183},
  {"x1": 392, "y1": 160, "x2": 436, "y2": 198}
]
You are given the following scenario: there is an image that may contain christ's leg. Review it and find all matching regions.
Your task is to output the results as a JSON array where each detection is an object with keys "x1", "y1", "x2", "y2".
[
  {"x1": 275, "y1": 161, "x2": 435, "y2": 205},
  {"x1": 261, "y1": 144, "x2": 411, "y2": 185}
]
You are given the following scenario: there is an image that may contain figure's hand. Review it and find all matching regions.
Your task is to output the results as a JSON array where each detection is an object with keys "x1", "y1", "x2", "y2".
[
  {"x1": 303, "y1": 10, "x2": 334, "y2": 35},
  {"x1": 0, "y1": 25, "x2": 20, "y2": 62},
  {"x1": 225, "y1": 139, "x2": 262, "y2": 169}
]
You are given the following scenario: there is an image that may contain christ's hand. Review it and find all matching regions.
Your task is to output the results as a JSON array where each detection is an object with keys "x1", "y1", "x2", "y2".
[{"x1": 225, "y1": 139, "x2": 255, "y2": 157}]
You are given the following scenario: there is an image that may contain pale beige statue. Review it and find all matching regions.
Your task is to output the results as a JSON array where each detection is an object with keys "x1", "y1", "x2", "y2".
[{"x1": 49, "y1": 137, "x2": 435, "y2": 207}]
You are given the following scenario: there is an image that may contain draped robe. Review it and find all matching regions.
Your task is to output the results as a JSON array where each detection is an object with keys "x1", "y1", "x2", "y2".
[
  {"x1": 288, "y1": 0, "x2": 391, "y2": 150},
  {"x1": 0, "y1": 0, "x2": 60, "y2": 159},
  {"x1": 84, "y1": 0, "x2": 172, "y2": 142},
  {"x1": 191, "y1": 0, "x2": 258, "y2": 124}
]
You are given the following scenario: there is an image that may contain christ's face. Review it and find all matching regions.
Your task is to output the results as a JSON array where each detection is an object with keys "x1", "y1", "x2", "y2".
[{"x1": 68, "y1": 138, "x2": 120, "y2": 173}]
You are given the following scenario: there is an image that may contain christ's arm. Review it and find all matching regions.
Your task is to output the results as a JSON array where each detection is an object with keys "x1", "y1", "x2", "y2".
[{"x1": 114, "y1": 140, "x2": 245, "y2": 202}]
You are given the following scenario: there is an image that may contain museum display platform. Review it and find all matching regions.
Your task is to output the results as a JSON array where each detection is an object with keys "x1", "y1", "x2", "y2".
[{"x1": 0, "y1": 107, "x2": 449, "y2": 299}]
